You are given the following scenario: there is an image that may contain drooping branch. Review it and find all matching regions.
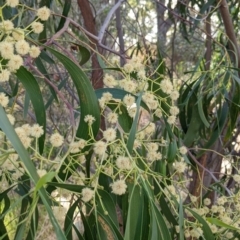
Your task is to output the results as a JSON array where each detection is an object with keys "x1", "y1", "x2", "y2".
[
  {"x1": 98, "y1": 0, "x2": 125, "y2": 44},
  {"x1": 218, "y1": 0, "x2": 240, "y2": 69}
]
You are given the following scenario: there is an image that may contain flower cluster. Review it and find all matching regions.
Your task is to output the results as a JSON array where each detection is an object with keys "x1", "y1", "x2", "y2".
[
  {"x1": 0, "y1": 3, "x2": 51, "y2": 83},
  {"x1": 181, "y1": 193, "x2": 240, "y2": 239},
  {"x1": 71, "y1": 57, "x2": 190, "y2": 203},
  {"x1": 101, "y1": 57, "x2": 180, "y2": 127},
  {"x1": 14, "y1": 123, "x2": 44, "y2": 148}
]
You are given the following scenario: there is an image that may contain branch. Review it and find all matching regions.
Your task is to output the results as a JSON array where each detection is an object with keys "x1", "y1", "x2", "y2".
[
  {"x1": 45, "y1": 14, "x2": 126, "y2": 60},
  {"x1": 115, "y1": 0, "x2": 125, "y2": 66},
  {"x1": 25, "y1": 60, "x2": 76, "y2": 130},
  {"x1": 218, "y1": 0, "x2": 240, "y2": 69},
  {"x1": 188, "y1": 150, "x2": 232, "y2": 196},
  {"x1": 45, "y1": 18, "x2": 71, "y2": 45},
  {"x1": 77, "y1": 0, "x2": 103, "y2": 89},
  {"x1": 98, "y1": 0, "x2": 125, "y2": 44}
]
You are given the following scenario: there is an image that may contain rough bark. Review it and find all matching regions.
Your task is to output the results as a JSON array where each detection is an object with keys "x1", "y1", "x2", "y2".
[
  {"x1": 77, "y1": 0, "x2": 103, "y2": 89},
  {"x1": 188, "y1": 142, "x2": 223, "y2": 204},
  {"x1": 77, "y1": 0, "x2": 105, "y2": 140}
]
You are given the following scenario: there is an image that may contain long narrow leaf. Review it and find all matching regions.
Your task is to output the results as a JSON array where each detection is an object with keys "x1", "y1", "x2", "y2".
[
  {"x1": 26, "y1": 206, "x2": 39, "y2": 240},
  {"x1": 0, "y1": 188, "x2": 15, "y2": 240},
  {"x1": 46, "y1": 46, "x2": 100, "y2": 140},
  {"x1": 0, "y1": 106, "x2": 67, "y2": 240},
  {"x1": 142, "y1": 179, "x2": 171, "y2": 239},
  {"x1": 197, "y1": 96, "x2": 210, "y2": 128},
  {"x1": 124, "y1": 184, "x2": 144, "y2": 240},
  {"x1": 23, "y1": 92, "x2": 30, "y2": 119},
  {"x1": 127, "y1": 92, "x2": 143, "y2": 153},
  {"x1": 159, "y1": 195, "x2": 178, "y2": 226},
  {"x1": 97, "y1": 190, "x2": 119, "y2": 228},
  {"x1": 64, "y1": 200, "x2": 79, "y2": 240},
  {"x1": 80, "y1": 211, "x2": 95, "y2": 240},
  {"x1": 45, "y1": 78, "x2": 67, "y2": 110},
  {"x1": 56, "y1": 0, "x2": 71, "y2": 31},
  {"x1": 187, "y1": 208, "x2": 214, "y2": 239},
  {"x1": 47, "y1": 182, "x2": 86, "y2": 193},
  {"x1": 14, "y1": 198, "x2": 29, "y2": 240},
  {"x1": 207, "y1": 217, "x2": 240, "y2": 231},
  {"x1": 35, "y1": 57, "x2": 59, "y2": 105},
  {"x1": 178, "y1": 198, "x2": 184, "y2": 240},
  {"x1": 15, "y1": 67, "x2": 46, "y2": 154}
]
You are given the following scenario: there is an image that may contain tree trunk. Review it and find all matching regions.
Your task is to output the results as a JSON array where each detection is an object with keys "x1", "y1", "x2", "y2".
[
  {"x1": 188, "y1": 0, "x2": 240, "y2": 204},
  {"x1": 77, "y1": 0, "x2": 103, "y2": 89},
  {"x1": 188, "y1": 142, "x2": 223, "y2": 205}
]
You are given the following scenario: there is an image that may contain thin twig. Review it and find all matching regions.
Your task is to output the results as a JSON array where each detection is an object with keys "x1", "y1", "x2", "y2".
[
  {"x1": 45, "y1": 18, "x2": 71, "y2": 45},
  {"x1": 48, "y1": 13, "x2": 126, "y2": 58},
  {"x1": 53, "y1": 41, "x2": 80, "y2": 66},
  {"x1": 15, "y1": 99, "x2": 36, "y2": 122},
  {"x1": 125, "y1": 1, "x2": 150, "y2": 58},
  {"x1": 66, "y1": 29, "x2": 125, "y2": 58},
  {"x1": 25, "y1": 61, "x2": 76, "y2": 130},
  {"x1": 188, "y1": 150, "x2": 232, "y2": 196},
  {"x1": 51, "y1": 13, "x2": 99, "y2": 41}
]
